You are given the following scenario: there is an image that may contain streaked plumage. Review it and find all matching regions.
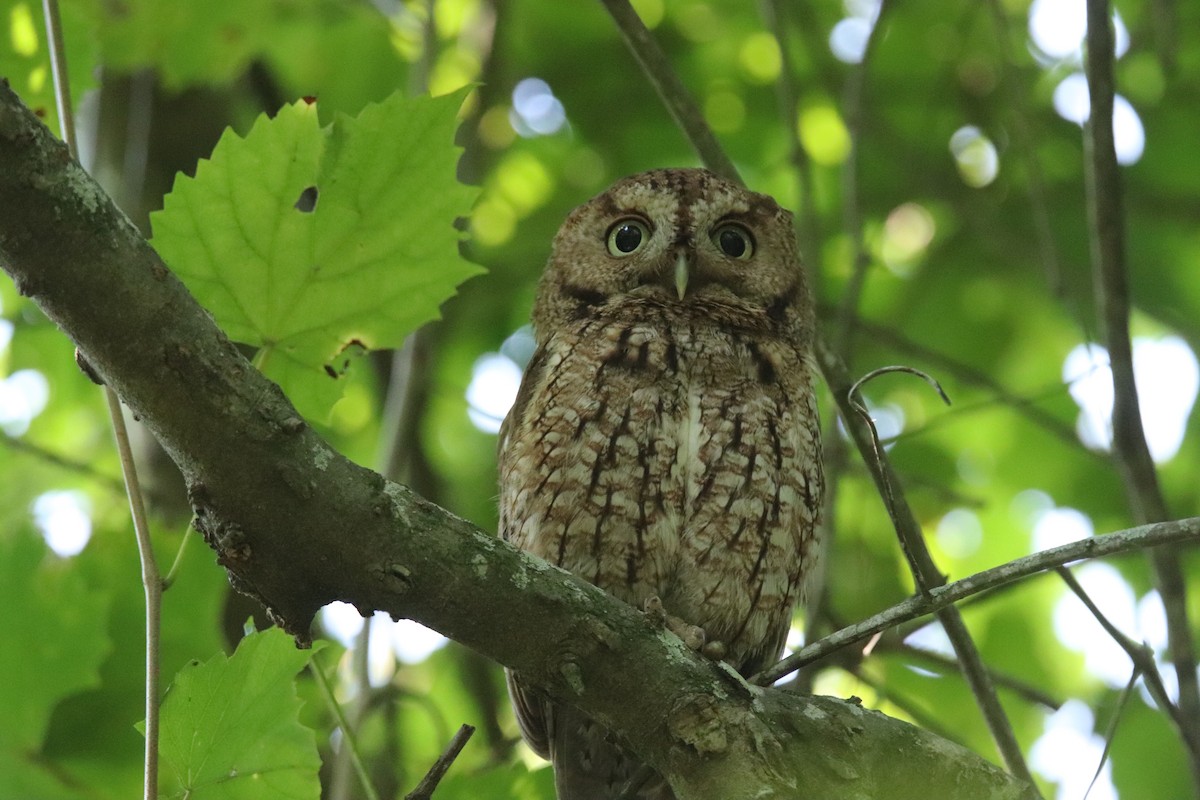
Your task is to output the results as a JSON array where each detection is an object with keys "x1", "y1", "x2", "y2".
[{"x1": 499, "y1": 168, "x2": 823, "y2": 799}]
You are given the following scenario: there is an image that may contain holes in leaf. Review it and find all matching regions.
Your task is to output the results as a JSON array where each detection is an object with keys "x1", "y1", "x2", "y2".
[{"x1": 295, "y1": 186, "x2": 318, "y2": 213}]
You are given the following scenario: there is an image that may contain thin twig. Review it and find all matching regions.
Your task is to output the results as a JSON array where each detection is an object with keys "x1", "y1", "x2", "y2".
[
  {"x1": 329, "y1": 618, "x2": 374, "y2": 800},
  {"x1": 847, "y1": 314, "x2": 1092, "y2": 453},
  {"x1": 312, "y1": 658, "x2": 382, "y2": 800},
  {"x1": 819, "y1": 340, "x2": 1034, "y2": 785},
  {"x1": 1083, "y1": 0, "x2": 1200, "y2": 784},
  {"x1": 42, "y1": 3, "x2": 162, "y2": 798},
  {"x1": 847, "y1": 365, "x2": 951, "y2": 590},
  {"x1": 1056, "y1": 567, "x2": 1186, "y2": 738},
  {"x1": 160, "y1": 527, "x2": 193, "y2": 590},
  {"x1": 403, "y1": 724, "x2": 476, "y2": 800},
  {"x1": 598, "y1": 0, "x2": 739, "y2": 184},
  {"x1": 895, "y1": 643, "x2": 1061, "y2": 711},
  {"x1": 754, "y1": 517, "x2": 1200, "y2": 685},
  {"x1": 1, "y1": 430, "x2": 126, "y2": 491},
  {"x1": 1086, "y1": 668, "x2": 1137, "y2": 800}
]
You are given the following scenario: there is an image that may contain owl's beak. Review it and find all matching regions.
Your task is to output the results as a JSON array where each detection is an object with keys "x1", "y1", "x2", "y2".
[{"x1": 674, "y1": 252, "x2": 690, "y2": 300}]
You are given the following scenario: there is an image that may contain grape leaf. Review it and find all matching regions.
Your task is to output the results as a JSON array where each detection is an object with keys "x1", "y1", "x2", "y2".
[
  {"x1": 0, "y1": 529, "x2": 110, "y2": 799},
  {"x1": 158, "y1": 628, "x2": 323, "y2": 800},
  {"x1": 151, "y1": 89, "x2": 481, "y2": 419}
]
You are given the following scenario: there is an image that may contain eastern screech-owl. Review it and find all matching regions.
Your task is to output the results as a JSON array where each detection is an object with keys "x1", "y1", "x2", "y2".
[{"x1": 498, "y1": 168, "x2": 823, "y2": 799}]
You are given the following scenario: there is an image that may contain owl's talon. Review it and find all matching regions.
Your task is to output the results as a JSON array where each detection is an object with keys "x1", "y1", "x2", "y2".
[
  {"x1": 701, "y1": 640, "x2": 727, "y2": 661},
  {"x1": 642, "y1": 596, "x2": 706, "y2": 651},
  {"x1": 642, "y1": 595, "x2": 666, "y2": 626}
]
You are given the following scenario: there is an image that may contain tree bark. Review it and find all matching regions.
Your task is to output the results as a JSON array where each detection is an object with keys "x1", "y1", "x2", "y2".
[{"x1": 0, "y1": 79, "x2": 1036, "y2": 799}]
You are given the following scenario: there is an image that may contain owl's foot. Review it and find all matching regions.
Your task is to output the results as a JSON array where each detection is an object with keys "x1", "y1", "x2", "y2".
[{"x1": 642, "y1": 595, "x2": 708, "y2": 653}]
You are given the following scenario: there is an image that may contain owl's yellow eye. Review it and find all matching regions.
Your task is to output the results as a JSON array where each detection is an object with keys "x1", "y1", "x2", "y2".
[
  {"x1": 712, "y1": 223, "x2": 754, "y2": 260},
  {"x1": 606, "y1": 219, "x2": 650, "y2": 256}
]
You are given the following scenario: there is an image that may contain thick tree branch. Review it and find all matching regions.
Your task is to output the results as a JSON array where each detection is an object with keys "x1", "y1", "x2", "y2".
[{"x1": 0, "y1": 80, "x2": 1035, "y2": 799}]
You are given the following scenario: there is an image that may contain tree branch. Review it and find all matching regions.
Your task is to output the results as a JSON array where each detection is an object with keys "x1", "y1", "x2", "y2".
[
  {"x1": 0, "y1": 80, "x2": 1036, "y2": 800},
  {"x1": 1083, "y1": 0, "x2": 1200, "y2": 783},
  {"x1": 599, "y1": 0, "x2": 740, "y2": 183},
  {"x1": 758, "y1": 517, "x2": 1200, "y2": 684}
]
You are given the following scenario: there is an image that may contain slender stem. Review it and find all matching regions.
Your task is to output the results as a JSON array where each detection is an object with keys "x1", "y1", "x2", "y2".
[
  {"x1": 599, "y1": 0, "x2": 740, "y2": 184},
  {"x1": 41, "y1": 3, "x2": 161, "y2": 797},
  {"x1": 1083, "y1": 0, "x2": 1200, "y2": 785},
  {"x1": 313, "y1": 659, "x2": 382, "y2": 800},
  {"x1": 1057, "y1": 566, "x2": 1196, "y2": 761},
  {"x1": 106, "y1": 389, "x2": 162, "y2": 800},
  {"x1": 161, "y1": 527, "x2": 193, "y2": 590},
  {"x1": 756, "y1": 516, "x2": 1200, "y2": 685},
  {"x1": 1, "y1": 429, "x2": 127, "y2": 491},
  {"x1": 41, "y1": 0, "x2": 75, "y2": 147},
  {"x1": 819, "y1": 340, "x2": 1036, "y2": 785},
  {"x1": 403, "y1": 724, "x2": 476, "y2": 800},
  {"x1": 329, "y1": 618, "x2": 374, "y2": 800}
]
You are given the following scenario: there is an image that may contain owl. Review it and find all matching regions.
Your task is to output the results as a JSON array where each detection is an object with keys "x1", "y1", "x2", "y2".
[{"x1": 498, "y1": 168, "x2": 823, "y2": 799}]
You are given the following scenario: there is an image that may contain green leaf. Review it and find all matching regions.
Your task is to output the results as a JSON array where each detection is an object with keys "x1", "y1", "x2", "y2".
[
  {"x1": 152, "y1": 89, "x2": 482, "y2": 419},
  {"x1": 158, "y1": 628, "x2": 323, "y2": 800},
  {"x1": 0, "y1": 528, "x2": 111, "y2": 799}
]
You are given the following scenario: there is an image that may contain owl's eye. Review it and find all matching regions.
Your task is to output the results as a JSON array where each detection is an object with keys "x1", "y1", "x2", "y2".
[
  {"x1": 712, "y1": 223, "x2": 754, "y2": 260},
  {"x1": 606, "y1": 219, "x2": 650, "y2": 256}
]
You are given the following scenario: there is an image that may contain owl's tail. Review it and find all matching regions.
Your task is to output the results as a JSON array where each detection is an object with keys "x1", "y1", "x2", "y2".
[
  {"x1": 549, "y1": 704, "x2": 675, "y2": 800},
  {"x1": 507, "y1": 670, "x2": 674, "y2": 800}
]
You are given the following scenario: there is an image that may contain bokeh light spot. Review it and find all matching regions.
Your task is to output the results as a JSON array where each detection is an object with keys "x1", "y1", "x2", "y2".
[
  {"x1": 829, "y1": 18, "x2": 871, "y2": 64},
  {"x1": 829, "y1": 0, "x2": 880, "y2": 64},
  {"x1": 798, "y1": 105, "x2": 850, "y2": 166},
  {"x1": 1028, "y1": 0, "x2": 1128, "y2": 62},
  {"x1": 1063, "y1": 337, "x2": 1198, "y2": 462},
  {"x1": 0, "y1": 368, "x2": 50, "y2": 436},
  {"x1": 34, "y1": 490, "x2": 93, "y2": 557},
  {"x1": 629, "y1": 0, "x2": 665, "y2": 28},
  {"x1": 1052, "y1": 562, "x2": 1136, "y2": 688},
  {"x1": 935, "y1": 508, "x2": 983, "y2": 559},
  {"x1": 466, "y1": 352, "x2": 522, "y2": 433},
  {"x1": 1051, "y1": 73, "x2": 1090, "y2": 124},
  {"x1": 704, "y1": 89, "x2": 746, "y2": 134},
  {"x1": 882, "y1": 202, "x2": 936, "y2": 270},
  {"x1": 471, "y1": 196, "x2": 518, "y2": 247},
  {"x1": 738, "y1": 32, "x2": 782, "y2": 83},
  {"x1": 675, "y1": 3, "x2": 719, "y2": 42},
  {"x1": 10, "y1": 3, "x2": 39, "y2": 56},
  {"x1": 1054, "y1": 77, "x2": 1146, "y2": 164},
  {"x1": 1030, "y1": 700, "x2": 1117, "y2": 800},
  {"x1": 510, "y1": 78, "x2": 567, "y2": 137},
  {"x1": 494, "y1": 152, "x2": 554, "y2": 215},
  {"x1": 1031, "y1": 505, "x2": 1093, "y2": 552},
  {"x1": 949, "y1": 126, "x2": 999, "y2": 187}
]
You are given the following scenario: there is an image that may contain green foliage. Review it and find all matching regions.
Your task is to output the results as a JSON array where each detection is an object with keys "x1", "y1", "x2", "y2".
[
  {"x1": 158, "y1": 628, "x2": 323, "y2": 800},
  {"x1": 151, "y1": 90, "x2": 481, "y2": 420},
  {"x1": 0, "y1": 529, "x2": 110, "y2": 800},
  {"x1": 3, "y1": 0, "x2": 1200, "y2": 797}
]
